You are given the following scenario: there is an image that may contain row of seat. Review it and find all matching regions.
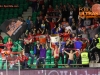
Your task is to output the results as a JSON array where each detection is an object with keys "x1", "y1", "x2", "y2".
[
  {"x1": 53, "y1": 0, "x2": 85, "y2": 7},
  {"x1": 0, "y1": 3, "x2": 29, "y2": 25},
  {"x1": 0, "y1": 0, "x2": 27, "y2": 5}
]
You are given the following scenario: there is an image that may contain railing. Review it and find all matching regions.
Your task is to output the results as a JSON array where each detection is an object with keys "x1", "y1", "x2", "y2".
[{"x1": 0, "y1": 60, "x2": 20, "y2": 75}]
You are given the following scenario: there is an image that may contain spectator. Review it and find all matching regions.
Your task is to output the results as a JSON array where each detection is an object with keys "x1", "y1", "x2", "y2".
[
  {"x1": 39, "y1": 20, "x2": 47, "y2": 34},
  {"x1": 65, "y1": 39, "x2": 74, "y2": 63},
  {"x1": 71, "y1": 18, "x2": 77, "y2": 34},
  {"x1": 87, "y1": 24, "x2": 100, "y2": 38},
  {"x1": 6, "y1": 38, "x2": 13, "y2": 51},
  {"x1": 59, "y1": 38, "x2": 65, "y2": 64},
  {"x1": 69, "y1": 7, "x2": 74, "y2": 25},
  {"x1": 46, "y1": 19, "x2": 56, "y2": 32},
  {"x1": 54, "y1": 5, "x2": 59, "y2": 12},
  {"x1": 1, "y1": 47, "x2": 10, "y2": 69},
  {"x1": 62, "y1": 5, "x2": 69, "y2": 20},
  {"x1": 33, "y1": 41, "x2": 41, "y2": 58},
  {"x1": 80, "y1": 49, "x2": 90, "y2": 67},
  {"x1": 90, "y1": 34, "x2": 100, "y2": 62},
  {"x1": 50, "y1": 42, "x2": 60, "y2": 68},
  {"x1": 36, "y1": 44, "x2": 48, "y2": 68},
  {"x1": 61, "y1": 18, "x2": 69, "y2": 29},
  {"x1": 47, "y1": 5, "x2": 54, "y2": 12},
  {"x1": 35, "y1": 16, "x2": 42, "y2": 30},
  {"x1": 30, "y1": 0, "x2": 38, "y2": 12},
  {"x1": 38, "y1": 0, "x2": 44, "y2": 10},
  {"x1": 24, "y1": 35, "x2": 34, "y2": 69},
  {"x1": 64, "y1": 50, "x2": 78, "y2": 67},
  {"x1": 41, "y1": 5, "x2": 47, "y2": 17},
  {"x1": 83, "y1": 18, "x2": 91, "y2": 26},
  {"x1": 26, "y1": 16, "x2": 33, "y2": 31}
]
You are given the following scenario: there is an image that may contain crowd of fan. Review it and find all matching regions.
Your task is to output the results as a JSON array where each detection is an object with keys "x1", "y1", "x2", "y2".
[{"x1": 0, "y1": 0, "x2": 100, "y2": 69}]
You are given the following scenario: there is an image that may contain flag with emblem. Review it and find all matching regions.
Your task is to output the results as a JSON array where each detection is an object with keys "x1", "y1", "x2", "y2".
[{"x1": 0, "y1": 19, "x2": 27, "y2": 41}]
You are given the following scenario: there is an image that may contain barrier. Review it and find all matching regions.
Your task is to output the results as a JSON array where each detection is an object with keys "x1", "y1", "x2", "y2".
[
  {"x1": 0, "y1": 68, "x2": 100, "y2": 75},
  {"x1": 0, "y1": 60, "x2": 20, "y2": 75}
]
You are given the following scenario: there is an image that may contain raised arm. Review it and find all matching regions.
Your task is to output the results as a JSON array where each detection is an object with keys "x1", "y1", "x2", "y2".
[
  {"x1": 50, "y1": 42, "x2": 54, "y2": 50},
  {"x1": 46, "y1": 42, "x2": 48, "y2": 50},
  {"x1": 64, "y1": 50, "x2": 69, "y2": 55},
  {"x1": 73, "y1": 51, "x2": 78, "y2": 54}
]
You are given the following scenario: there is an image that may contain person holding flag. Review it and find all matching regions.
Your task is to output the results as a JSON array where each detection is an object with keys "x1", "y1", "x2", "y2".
[{"x1": 50, "y1": 42, "x2": 60, "y2": 68}]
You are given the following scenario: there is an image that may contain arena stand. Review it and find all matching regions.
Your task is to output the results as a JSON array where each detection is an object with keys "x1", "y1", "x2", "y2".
[{"x1": 0, "y1": 0, "x2": 100, "y2": 71}]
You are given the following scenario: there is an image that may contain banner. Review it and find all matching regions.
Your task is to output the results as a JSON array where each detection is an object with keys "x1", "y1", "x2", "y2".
[
  {"x1": 0, "y1": 68, "x2": 100, "y2": 75},
  {"x1": 0, "y1": 19, "x2": 27, "y2": 41}
]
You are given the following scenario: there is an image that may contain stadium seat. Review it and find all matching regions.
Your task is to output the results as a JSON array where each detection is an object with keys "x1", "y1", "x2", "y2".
[
  {"x1": 13, "y1": 9, "x2": 18, "y2": 14},
  {"x1": 18, "y1": 8, "x2": 23, "y2": 15},
  {"x1": 3, "y1": 36, "x2": 9, "y2": 44},
  {"x1": 8, "y1": 14, "x2": 13, "y2": 19},
  {"x1": 13, "y1": 14, "x2": 18, "y2": 18},
  {"x1": 0, "y1": 20, "x2": 3, "y2": 25},
  {"x1": 6, "y1": 1, "x2": 11, "y2": 5},
  {"x1": 9, "y1": 9, "x2": 14, "y2": 14},
  {"x1": 23, "y1": 3, "x2": 28, "y2": 10},
  {"x1": 12, "y1": 46, "x2": 18, "y2": 52},
  {"x1": 45, "y1": 62, "x2": 50, "y2": 68}
]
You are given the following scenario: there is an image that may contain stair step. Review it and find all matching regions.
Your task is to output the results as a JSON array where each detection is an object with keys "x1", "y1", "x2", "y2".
[
  {"x1": 21, "y1": 7, "x2": 32, "y2": 20},
  {"x1": 22, "y1": 14, "x2": 32, "y2": 17},
  {"x1": 23, "y1": 12, "x2": 32, "y2": 14}
]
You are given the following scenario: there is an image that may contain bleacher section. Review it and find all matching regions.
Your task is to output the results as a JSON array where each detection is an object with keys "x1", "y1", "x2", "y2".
[
  {"x1": 0, "y1": 0, "x2": 94, "y2": 69},
  {"x1": 0, "y1": 0, "x2": 29, "y2": 25}
]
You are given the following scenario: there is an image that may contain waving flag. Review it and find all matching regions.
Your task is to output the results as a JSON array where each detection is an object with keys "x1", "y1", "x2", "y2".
[{"x1": 0, "y1": 19, "x2": 27, "y2": 41}]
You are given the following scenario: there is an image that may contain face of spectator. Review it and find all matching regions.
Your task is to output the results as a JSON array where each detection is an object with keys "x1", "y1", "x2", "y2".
[
  {"x1": 72, "y1": 18, "x2": 75, "y2": 22},
  {"x1": 60, "y1": 3, "x2": 62, "y2": 6},
  {"x1": 59, "y1": 10, "x2": 62, "y2": 13},
  {"x1": 95, "y1": 34, "x2": 98, "y2": 38},
  {"x1": 29, "y1": 32, "x2": 31, "y2": 35},
  {"x1": 37, "y1": 30, "x2": 40, "y2": 34},
  {"x1": 49, "y1": 5, "x2": 52, "y2": 8},
  {"x1": 72, "y1": 33, "x2": 75, "y2": 37},
  {"x1": 58, "y1": 24, "x2": 61, "y2": 27},
  {"x1": 8, "y1": 38, "x2": 11, "y2": 42},
  {"x1": 56, "y1": 28, "x2": 58, "y2": 32},
  {"x1": 37, "y1": 16, "x2": 39, "y2": 20},
  {"x1": 37, "y1": 41, "x2": 39, "y2": 44},
  {"x1": 63, "y1": 5, "x2": 66, "y2": 8},
  {"x1": 56, "y1": 5, "x2": 58, "y2": 8},
  {"x1": 28, "y1": 16, "x2": 31, "y2": 20},
  {"x1": 70, "y1": 8, "x2": 73, "y2": 11},
  {"x1": 42, "y1": 5, "x2": 45, "y2": 8},
  {"x1": 63, "y1": 18, "x2": 66, "y2": 22},
  {"x1": 70, "y1": 50, "x2": 73, "y2": 53},
  {"x1": 67, "y1": 29, "x2": 71, "y2": 33},
  {"x1": 52, "y1": 19, "x2": 54, "y2": 22},
  {"x1": 91, "y1": 25, "x2": 94, "y2": 29},
  {"x1": 42, "y1": 20, "x2": 45, "y2": 24},
  {"x1": 65, "y1": 29, "x2": 68, "y2": 32},
  {"x1": 39, "y1": 16, "x2": 42, "y2": 20}
]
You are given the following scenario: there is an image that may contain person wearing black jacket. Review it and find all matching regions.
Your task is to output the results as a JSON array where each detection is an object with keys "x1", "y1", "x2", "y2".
[
  {"x1": 89, "y1": 34, "x2": 100, "y2": 62},
  {"x1": 24, "y1": 35, "x2": 34, "y2": 69}
]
